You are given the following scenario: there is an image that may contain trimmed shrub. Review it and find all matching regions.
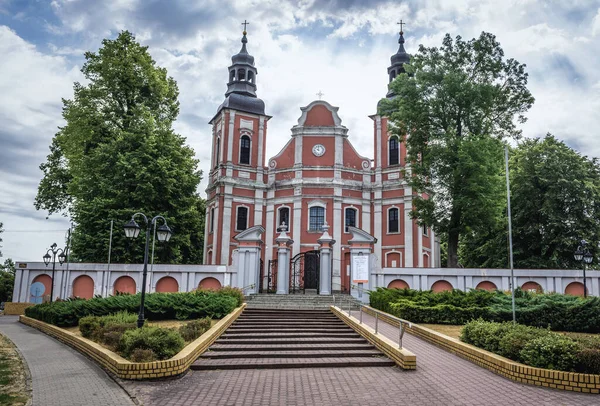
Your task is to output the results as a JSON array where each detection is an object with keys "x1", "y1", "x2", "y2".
[
  {"x1": 99, "y1": 323, "x2": 136, "y2": 351},
  {"x1": 79, "y1": 316, "x2": 101, "y2": 338},
  {"x1": 26, "y1": 290, "x2": 238, "y2": 327},
  {"x1": 129, "y1": 348, "x2": 157, "y2": 363},
  {"x1": 179, "y1": 318, "x2": 212, "y2": 342},
  {"x1": 575, "y1": 348, "x2": 600, "y2": 375},
  {"x1": 520, "y1": 335, "x2": 579, "y2": 371},
  {"x1": 120, "y1": 327, "x2": 185, "y2": 360},
  {"x1": 216, "y1": 286, "x2": 244, "y2": 307},
  {"x1": 497, "y1": 325, "x2": 550, "y2": 362}
]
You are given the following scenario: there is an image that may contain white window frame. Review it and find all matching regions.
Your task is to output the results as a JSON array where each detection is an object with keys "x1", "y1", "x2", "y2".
[
  {"x1": 422, "y1": 225, "x2": 428, "y2": 237},
  {"x1": 387, "y1": 206, "x2": 401, "y2": 234},
  {"x1": 307, "y1": 201, "x2": 327, "y2": 232},
  {"x1": 344, "y1": 206, "x2": 359, "y2": 234},
  {"x1": 214, "y1": 136, "x2": 221, "y2": 168},
  {"x1": 277, "y1": 205, "x2": 291, "y2": 230},
  {"x1": 385, "y1": 250, "x2": 403, "y2": 268},
  {"x1": 388, "y1": 135, "x2": 400, "y2": 166},
  {"x1": 210, "y1": 207, "x2": 215, "y2": 233},
  {"x1": 238, "y1": 130, "x2": 252, "y2": 166},
  {"x1": 235, "y1": 205, "x2": 250, "y2": 232}
]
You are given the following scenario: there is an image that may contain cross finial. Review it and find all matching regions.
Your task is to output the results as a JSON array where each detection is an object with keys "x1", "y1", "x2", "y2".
[
  {"x1": 397, "y1": 19, "x2": 406, "y2": 33},
  {"x1": 316, "y1": 90, "x2": 324, "y2": 100},
  {"x1": 241, "y1": 20, "x2": 250, "y2": 33}
]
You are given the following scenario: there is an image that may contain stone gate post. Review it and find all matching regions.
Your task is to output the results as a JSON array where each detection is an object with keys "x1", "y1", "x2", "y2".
[
  {"x1": 233, "y1": 226, "x2": 265, "y2": 295},
  {"x1": 318, "y1": 222, "x2": 335, "y2": 295},
  {"x1": 275, "y1": 222, "x2": 293, "y2": 295},
  {"x1": 348, "y1": 226, "x2": 377, "y2": 303}
]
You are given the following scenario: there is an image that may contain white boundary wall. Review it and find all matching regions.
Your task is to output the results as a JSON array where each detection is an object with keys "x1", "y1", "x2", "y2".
[{"x1": 376, "y1": 267, "x2": 600, "y2": 296}]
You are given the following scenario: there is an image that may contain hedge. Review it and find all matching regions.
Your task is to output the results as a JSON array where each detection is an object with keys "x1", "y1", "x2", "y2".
[
  {"x1": 24, "y1": 288, "x2": 241, "y2": 327},
  {"x1": 370, "y1": 287, "x2": 600, "y2": 333}
]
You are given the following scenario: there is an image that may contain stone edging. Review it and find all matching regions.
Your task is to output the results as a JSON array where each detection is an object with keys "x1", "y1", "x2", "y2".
[
  {"x1": 331, "y1": 306, "x2": 416, "y2": 370},
  {"x1": 4, "y1": 302, "x2": 34, "y2": 315},
  {"x1": 19, "y1": 303, "x2": 246, "y2": 380},
  {"x1": 362, "y1": 305, "x2": 600, "y2": 394}
]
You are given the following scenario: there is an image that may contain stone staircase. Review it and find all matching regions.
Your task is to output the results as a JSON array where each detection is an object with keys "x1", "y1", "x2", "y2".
[
  {"x1": 244, "y1": 293, "x2": 362, "y2": 310},
  {"x1": 191, "y1": 308, "x2": 395, "y2": 370}
]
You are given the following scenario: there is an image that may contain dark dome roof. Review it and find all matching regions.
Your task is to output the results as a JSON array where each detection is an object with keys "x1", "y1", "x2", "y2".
[
  {"x1": 391, "y1": 32, "x2": 410, "y2": 65},
  {"x1": 231, "y1": 34, "x2": 255, "y2": 66},
  {"x1": 217, "y1": 93, "x2": 265, "y2": 116}
]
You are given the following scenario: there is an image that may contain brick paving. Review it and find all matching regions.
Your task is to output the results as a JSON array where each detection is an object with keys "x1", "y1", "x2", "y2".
[
  {"x1": 126, "y1": 309, "x2": 600, "y2": 406},
  {"x1": 0, "y1": 316, "x2": 134, "y2": 406}
]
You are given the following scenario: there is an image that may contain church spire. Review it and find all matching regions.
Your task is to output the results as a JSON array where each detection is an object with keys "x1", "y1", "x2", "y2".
[
  {"x1": 226, "y1": 21, "x2": 258, "y2": 98},
  {"x1": 386, "y1": 20, "x2": 411, "y2": 98}
]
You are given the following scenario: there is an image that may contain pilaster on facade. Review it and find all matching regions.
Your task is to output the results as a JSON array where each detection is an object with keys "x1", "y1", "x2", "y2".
[
  {"x1": 220, "y1": 193, "x2": 233, "y2": 265},
  {"x1": 332, "y1": 194, "x2": 343, "y2": 284}
]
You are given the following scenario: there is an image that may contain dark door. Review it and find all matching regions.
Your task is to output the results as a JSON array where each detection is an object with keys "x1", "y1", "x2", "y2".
[{"x1": 303, "y1": 251, "x2": 320, "y2": 290}]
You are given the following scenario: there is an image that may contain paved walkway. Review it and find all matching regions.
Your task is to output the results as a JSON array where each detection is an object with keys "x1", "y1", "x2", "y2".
[
  {"x1": 126, "y1": 310, "x2": 600, "y2": 406},
  {"x1": 0, "y1": 316, "x2": 134, "y2": 406}
]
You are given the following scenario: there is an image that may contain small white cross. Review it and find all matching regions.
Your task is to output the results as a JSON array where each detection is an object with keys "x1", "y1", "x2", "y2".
[{"x1": 316, "y1": 90, "x2": 324, "y2": 100}]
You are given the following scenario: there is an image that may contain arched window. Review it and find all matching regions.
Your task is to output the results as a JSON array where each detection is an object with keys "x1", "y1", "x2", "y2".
[
  {"x1": 278, "y1": 206, "x2": 290, "y2": 230},
  {"x1": 214, "y1": 137, "x2": 220, "y2": 168},
  {"x1": 388, "y1": 207, "x2": 399, "y2": 233},
  {"x1": 238, "y1": 68, "x2": 246, "y2": 81},
  {"x1": 247, "y1": 71, "x2": 254, "y2": 83},
  {"x1": 345, "y1": 207, "x2": 357, "y2": 233},
  {"x1": 236, "y1": 206, "x2": 249, "y2": 231},
  {"x1": 229, "y1": 70, "x2": 235, "y2": 82},
  {"x1": 210, "y1": 207, "x2": 215, "y2": 233},
  {"x1": 389, "y1": 136, "x2": 399, "y2": 165},
  {"x1": 240, "y1": 135, "x2": 251, "y2": 165},
  {"x1": 309, "y1": 206, "x2": 325, "y2": 231}
]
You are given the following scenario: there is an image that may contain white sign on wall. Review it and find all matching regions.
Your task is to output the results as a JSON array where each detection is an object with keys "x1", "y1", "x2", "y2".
[{"x1": 352, "y1": 254, "x2": 369, "y2": 283}]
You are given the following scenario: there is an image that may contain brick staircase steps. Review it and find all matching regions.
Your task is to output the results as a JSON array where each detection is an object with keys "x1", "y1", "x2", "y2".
[
  {"x1": 191, "y1": 308, "x2": 395, "y2": 370},
  {"x1": 192, "y1": 357, "x2": 394, "y2": 370},
  {"x1": 200, "y1": 350, "x2": 382, "y2": 359}
]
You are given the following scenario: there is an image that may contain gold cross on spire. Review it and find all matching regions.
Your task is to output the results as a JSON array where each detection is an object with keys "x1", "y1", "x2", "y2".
[
  {"x1": 316, "y1": 90, "x2": 324, "y2": 100},
  {"x1": 397, "y1": 19, "x2": 406, "y2": 33},
  {"x1": 241, "y1": 19, "x2": 250, "y2": 33}
]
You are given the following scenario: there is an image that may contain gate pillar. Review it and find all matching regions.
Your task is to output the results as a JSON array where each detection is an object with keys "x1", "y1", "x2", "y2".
[
  {"x1": 348, "y1": 226, "x2": 377, "y2": 303},
  {"x1": 233, "y1": 226, "x2": 265, "y2": 295},
  {"x1": 318, "y1": 222, "x2": 335, "y2": 295},
  {"x1": 275, "y1": 223, "x2": 293, "y2": 295}
]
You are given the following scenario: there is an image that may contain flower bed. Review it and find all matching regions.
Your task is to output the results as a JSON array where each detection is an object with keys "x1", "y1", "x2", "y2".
[
  {"x1": 461, "y1": 320, "x2": 600, "y2": 374},
  {"x1": 370, "y1": 287, "x2": 600, "y2": 333}
]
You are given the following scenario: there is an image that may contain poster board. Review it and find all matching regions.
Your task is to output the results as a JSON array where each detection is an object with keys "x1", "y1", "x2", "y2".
[{"x1": 352, "y1": 254, "x2": 369, "y2": 283}]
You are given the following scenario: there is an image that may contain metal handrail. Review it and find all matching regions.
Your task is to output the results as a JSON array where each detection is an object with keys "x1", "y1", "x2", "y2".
[
  {"x1": 337, "y1": 301, "x2": 411, "y2": 350},
  {"x1": 240, "y1": 283, "x2": 256, "y2": 294}
]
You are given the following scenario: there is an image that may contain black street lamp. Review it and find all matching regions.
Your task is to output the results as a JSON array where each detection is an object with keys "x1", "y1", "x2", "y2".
[
  {"x1": 574, "y1": 240, "x2": 594, "y2": 298},
  {"x1": 124, "y1": 213, "x2": 172, "y2": 328},
  {"x1": 43, "y1": 243, "x2": 68, "y2": 303}
]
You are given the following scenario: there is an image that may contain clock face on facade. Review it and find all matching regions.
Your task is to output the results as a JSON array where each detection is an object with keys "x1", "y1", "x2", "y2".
[{"x1": 312, "y1": 144, "x2": 326, "y2": 157}]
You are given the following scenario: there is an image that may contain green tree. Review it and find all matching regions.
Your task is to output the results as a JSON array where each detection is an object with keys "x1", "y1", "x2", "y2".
[
  {"x1": 462, "y1": 135, "x2": 600, "y2": 269},
  {"x1": 0, "y1": 258, "x2": 15, "y2": 302},
  {"x1": 0, "y1": 221, "x2": 3, "y2": 257},
  {"x1": 380, "y1": 32, "x2": 534, "y2": 267},
  {"x1": 35, "y1": 31, "x2": 204, "y2": 264}
]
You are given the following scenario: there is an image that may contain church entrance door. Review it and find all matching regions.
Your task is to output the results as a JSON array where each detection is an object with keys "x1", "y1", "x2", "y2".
[{"x1": 290, "y1": 250, "x2": 320, "y2": 293}]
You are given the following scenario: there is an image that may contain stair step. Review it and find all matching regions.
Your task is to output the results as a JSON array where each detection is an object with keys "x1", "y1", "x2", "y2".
[
  {"x1": 220, "y1": 332, "x2": 360, "y2": 339},
  {"x1": 233, "y1": 320, "x2": 345, "y2": 325},
  {"x1": 208, "y1": 343, "x2": 376, "y2": 351},
  {"x1": 200, "y1": 350, "x2": 382, "y2": 359},
  {"x1": 191, "y1": 357, "x2": 395, "y2": 370},
  {"x1": 215, "y1": 337, "x2": 368, "y2": 345},
  {"x1": 227, "y1": 327, "x2": 351, "y2": 333}
]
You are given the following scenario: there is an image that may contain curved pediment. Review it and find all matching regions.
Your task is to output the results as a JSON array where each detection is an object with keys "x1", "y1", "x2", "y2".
[{"x1": 233, "y1": 225, "x2": 265, "y2": 243}]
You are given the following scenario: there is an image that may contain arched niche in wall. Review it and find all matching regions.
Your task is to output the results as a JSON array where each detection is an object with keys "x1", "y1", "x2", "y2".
[
  {"x1": 113, "y1": 276, "x2": 136, "y2": 295},
  {"x1": 198, "y1": 277, "x2": 222, "y2": 290},
  {"x1": 387, "y1": 279, "x2": 409, "y2": 289},
  {"x1": 431, "y1": 280, "x2": 453, "y2": 293},
  {"x1": 475, "y1": 281, "x2": 497, "y2": 291},
  {"x1": 156, "y1": 276, "x2": 179, "y2": 293},
  {"x1": 72, "y1": 275, "x2": 94, "y2": 299}
]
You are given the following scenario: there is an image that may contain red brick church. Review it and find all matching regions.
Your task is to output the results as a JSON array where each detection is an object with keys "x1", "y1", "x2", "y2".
[{"x1": 203, "y1": 27, "x2": 439, "y2": 294}]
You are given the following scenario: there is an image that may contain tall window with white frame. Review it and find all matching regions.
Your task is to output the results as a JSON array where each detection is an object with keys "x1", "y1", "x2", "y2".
[
  {"x1": 309, "y1": 206, "x2": 325, "y2": 231},
  {"x1": 236, "y1": 206, "x2": 248, "y2": 231},
  {"x1": 214, "y1": 137, "x2": 220, "y2": 168},
  {"x1": 389, "y1": 136, "x2": 399, "y2": 166},
  {"x1": 240, "y1": 135, "x2": 251, "y2": 165},
  {"x1": 210, "y1": 207, "x2": 215, "y2": 233},
  {"x1": 388, "y1": 207, "x2": 399, "y2": 233},
  {"x1": 345, "y1": 207, "x2": 357, "y2": 232},
  {"x1": 278, "y1": 207, "x2": 290, "y2": 230}
]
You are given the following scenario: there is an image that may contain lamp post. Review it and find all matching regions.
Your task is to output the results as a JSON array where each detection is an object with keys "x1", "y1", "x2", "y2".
[
  {"x1": 574, "y1": 240, "x2": 594, "y2": 298},
  {"x1": 43, "y1": 243, "x2": 67, "y2": 303},
  {"x1": 124, "y1": 213, "x2": 172, "y2": 328}
]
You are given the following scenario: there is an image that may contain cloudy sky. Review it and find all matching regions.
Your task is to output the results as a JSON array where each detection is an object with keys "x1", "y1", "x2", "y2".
[{"x1": 1, "y1": 0, "x2": 599, "y2": 261}]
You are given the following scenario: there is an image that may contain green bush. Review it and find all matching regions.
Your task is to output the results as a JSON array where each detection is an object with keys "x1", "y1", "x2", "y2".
[
  {"x1": 26, "y1": 290, "x2": 238, "y2": 327},
  {"x1": 129, "y1": 348, "x2": 157, "y2": 363},
  {"x1": 498, "y1": 325, "x2": 550, "y2": 362},
  {"x1": 369, "y1": 287, "x2": 600, "y2": 333},
  {"x1": 120, "y1": 327, "x2": 185, "y2": 360},
  {"x1": 520, "y1": 335, "x2": 579, "y2": 371},
  {"x1": 79, "y1": 316, "x2": 101, "y2": 339},
  {"x1": 179, "y1": 318, "x2": 212, "y2": 342},
  {"x1": 98, "y1": 323, "x2": 136, "y2": 350},
  {"x1": 215, "y1": 286, "x2": 244, "y2": 307},
  {"x1": 460, "y1": 320, "x2": 514, "y2": 353}
]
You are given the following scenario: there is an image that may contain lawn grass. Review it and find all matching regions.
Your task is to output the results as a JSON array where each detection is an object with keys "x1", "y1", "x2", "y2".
[{"x1": 0, "y1": 333, "x2": 29, "y2": 406}]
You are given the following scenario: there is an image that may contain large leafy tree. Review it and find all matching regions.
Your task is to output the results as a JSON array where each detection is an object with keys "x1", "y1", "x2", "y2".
[
  {"x1": 0, "y1": 258, "x2": 15, "y2": 302},
  {"x1": 461, "y1": 135, "x2": 600, "y2": 269},
  {"x1": 380, "y1": 32, "x2": 534, "y2": 267},
  {"x1": 35, "y1": 31, "x2": 204, "y2": 264}
]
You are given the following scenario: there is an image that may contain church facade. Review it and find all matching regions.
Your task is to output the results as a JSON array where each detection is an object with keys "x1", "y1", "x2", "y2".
[{"x1": 203, "y1": 28, "x2": 440, "y2": 294}]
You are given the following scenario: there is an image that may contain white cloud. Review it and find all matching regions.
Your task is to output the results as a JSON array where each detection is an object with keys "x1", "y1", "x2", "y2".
[{"x1": 593, "y1": 8, "x2": 600, "y2": 36}]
